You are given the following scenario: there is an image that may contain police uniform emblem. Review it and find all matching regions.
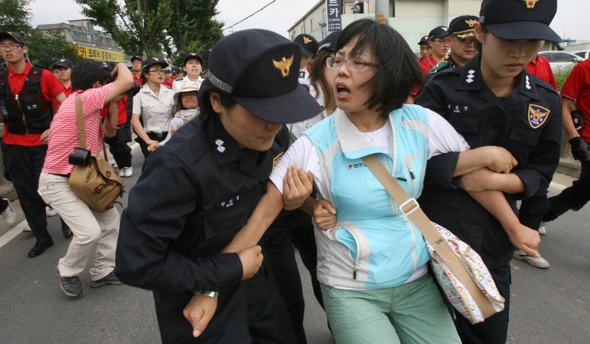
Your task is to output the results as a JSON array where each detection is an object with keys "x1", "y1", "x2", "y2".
[
  {"x1": 153, "y1": 57, "x2": 159, "y2": 61},
  {"x1": 523, "y1": 0, "x2": 539, "y2": 8},
  {"x1": 272, "y1": 55, "x2": 294, "y2": 78},
  {"x1": 303, "y1": 36, "x2": 313, "y2": 44},
  {"x1": 465, "y1": 19, "x2": 477, "y2": 27},
  {"x1": 528, "y1": 104, "x2": 550, "y2": 128}
]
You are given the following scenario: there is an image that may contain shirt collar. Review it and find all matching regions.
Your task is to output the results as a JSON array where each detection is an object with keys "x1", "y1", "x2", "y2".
[
  {"x1": 456, "y1": 54, "x2": 541, "y2": 101},
  {"x1": 7, "y1": 61, "x2": 32, "y2": 78},
  {"x1": 205, "y1": 114, "x2": 277, "y2": 181}
]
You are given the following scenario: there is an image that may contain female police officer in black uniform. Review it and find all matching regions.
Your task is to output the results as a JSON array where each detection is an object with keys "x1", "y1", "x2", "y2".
[
  {"x1": 416, "y1": 0, "x2": 563, "y2": 343},
  {"x1": 114, "y1": 29, "x2": 321, "y2": 343}
]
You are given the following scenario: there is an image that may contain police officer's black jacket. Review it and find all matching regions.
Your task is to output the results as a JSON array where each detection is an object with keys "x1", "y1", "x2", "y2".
[
  {"x1": 416, "y1": 54, "x2": 563, "y2": 268},
  {"x1": 115, "y1": 113, "x2": 289, "y2": 322}
]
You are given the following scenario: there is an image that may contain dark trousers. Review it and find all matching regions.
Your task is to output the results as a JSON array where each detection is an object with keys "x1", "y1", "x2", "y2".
[
  {"x1": 136, "y1": 132, "x2": 168, "y2": 159},
  {"x1": 104, "y1": 125, "x2": 132, "y2": 168},
  {"x1": 2, "y1": 144, "x2": 50, "y2": 244},
  {"x1": 519, "y1": 193, "x2": 550, "y2": 231},
  {"x1": 155, "y1": 264, "x2": 297, "y2": 344},
  {"x1": 544, "y1": 159, "x2": 590, "y2": 222},
  {"x1": 453, "y1": 262, "x2": 511, "y2": 344}
]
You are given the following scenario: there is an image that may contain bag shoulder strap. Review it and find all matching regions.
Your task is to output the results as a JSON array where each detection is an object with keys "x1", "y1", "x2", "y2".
[
  {"x1": 75, "y1": 92, "x2": 110, "y2": 161},
  {"x1": 75, "y1": 93, "x2": 87, "y2": 149},
  {"x1": 361, "y1": 154, "x2": 496, "y2": 316}
]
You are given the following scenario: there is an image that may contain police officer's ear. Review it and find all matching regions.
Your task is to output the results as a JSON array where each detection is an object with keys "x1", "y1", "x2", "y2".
[
  {"x1": 209, "y1": 92, "x2": 223, "y2": 114},
  {"x1": 474, "y1": 22, "x2": 485, "y2": 44}
]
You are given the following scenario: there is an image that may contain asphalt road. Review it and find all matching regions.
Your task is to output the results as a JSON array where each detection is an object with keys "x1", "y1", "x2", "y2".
[{"x1": 0, "y1": 148, "x2": 588, "y2": 343}]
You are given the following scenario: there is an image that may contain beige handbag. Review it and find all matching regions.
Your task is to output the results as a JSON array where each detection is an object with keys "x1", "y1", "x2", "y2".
[
  {"x1": 362, "y1": 154, "x2": 505, "y2": 324},
  {"x1": 68, "y1": 93, "x2": 125, "y2": 212}
]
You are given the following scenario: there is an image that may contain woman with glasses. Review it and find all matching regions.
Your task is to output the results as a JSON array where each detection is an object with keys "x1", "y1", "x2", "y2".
[
  {"x1": 131, "y1": 57, "x2": 175, "y2": 157},
  {"x1": 187, "y1": 19, "x2": 465, "y2": 343}
]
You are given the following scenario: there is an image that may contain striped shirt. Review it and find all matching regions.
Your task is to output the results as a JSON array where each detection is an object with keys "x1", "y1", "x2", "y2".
[{"x1": 42, "y1": 84, "x2": 112, "y2": 175}]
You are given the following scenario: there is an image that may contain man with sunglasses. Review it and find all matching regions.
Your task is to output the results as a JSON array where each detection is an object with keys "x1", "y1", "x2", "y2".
[{"x1": 0, "y1": 31, "x2": 66, "y2": 258}]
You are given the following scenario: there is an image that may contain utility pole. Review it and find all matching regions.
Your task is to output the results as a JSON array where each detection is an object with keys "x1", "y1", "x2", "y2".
[{"x1": 375, "y1": 0, "x2": 389, "y2": 24}]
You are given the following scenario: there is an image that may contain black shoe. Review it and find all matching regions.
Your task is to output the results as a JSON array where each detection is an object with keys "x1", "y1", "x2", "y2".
[
  {"x1": 56, "y1": 268, "x2": 83, "y2": 297},
  {"x1": 28, "y1": 240, "x2": 54, "y2": 258},
  {"x1": 90, "y1": 271, "x2": 122, "y2": 288},
  {"x1": 61, "y1": 221, "x2": 72, "y2": 238}
]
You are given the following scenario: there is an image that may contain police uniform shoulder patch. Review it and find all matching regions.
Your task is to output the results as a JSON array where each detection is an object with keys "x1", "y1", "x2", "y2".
[
  {"x1": 528, "y1": 104, "x2": 550, "y2": 129},
  {"x1": 273, "y1": 152, "x2": 284, "y2": 168}
]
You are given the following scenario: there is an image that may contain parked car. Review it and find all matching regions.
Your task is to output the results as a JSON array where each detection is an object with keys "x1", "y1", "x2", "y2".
[
  {"x1": 571, "y1": 50, "x2": 590, "y2": 60},
  {"x1": 538, "y1": 51, "x2": 585, "y2": 74}
]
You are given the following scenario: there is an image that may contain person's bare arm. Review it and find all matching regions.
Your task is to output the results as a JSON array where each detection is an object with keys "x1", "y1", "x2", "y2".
[
  {"x1": 468, "y1": 190, "x2": 540, "y2": 257},
  {"x1": 454, "y1": 146, "x2": 518, "y2": 176},
  {"x1": 105, "y1": 63, "x2": 133, "y2": 106}
]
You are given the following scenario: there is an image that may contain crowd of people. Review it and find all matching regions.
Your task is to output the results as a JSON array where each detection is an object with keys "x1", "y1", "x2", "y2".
[{"x1": 1, "y1": 0, "x2": 589, "y2": 343}]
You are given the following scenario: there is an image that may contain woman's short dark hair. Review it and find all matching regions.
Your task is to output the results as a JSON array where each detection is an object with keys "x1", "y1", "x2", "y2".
[
  {"x1": 71, "y1": 60, "x2": 110, "y2": 91},
  {"x1": 309, "y1": 49, "x2": 335, "y2": 109},
  {"x1": 141, "y1": 67, "x2": 149, "y2": 85},
  {"x1": 197, "y1": 78, "x2": 238, "y2": 124},
  {"x1": 335, "y1": 19, "x2": 423, "y2": 115}
]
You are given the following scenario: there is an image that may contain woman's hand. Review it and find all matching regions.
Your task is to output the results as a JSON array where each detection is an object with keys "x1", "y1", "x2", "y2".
[
  {"x1": 283, "y1": 166, "x2": 314, "y2": 210},
  {"x1": 170, "y1": 126, "x2": 179, "y2": 136},
  {"x1": 483, "y1": 146, "x2": 518, "y2": 174},
  {"x1": 313, "y1": 199, "x2": 337, "y2": 230},
  {"x1": 183, "y1": 293, "x2": 218, "y2": 338},
  {"x1": 147, "y1": 140, "x2": 160, "y2": 152}
]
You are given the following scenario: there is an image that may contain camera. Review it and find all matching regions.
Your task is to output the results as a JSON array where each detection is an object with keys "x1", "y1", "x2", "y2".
[
  {"x1": 128, "y1": 81, "x2": 141, "y2": 97},
  {"x1": 69, "y1": 147, "x2": 91, "y2": 166}
]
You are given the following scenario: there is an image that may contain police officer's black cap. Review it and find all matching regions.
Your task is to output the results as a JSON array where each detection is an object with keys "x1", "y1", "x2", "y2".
[
  {"x1": 418, "y1": 35, "x2": 429, "y2": 45},
  {"x1": 293, "y1": 34, "x2": 319, "y2": 58},
  {"x1": 448, "y1": 15, "x2": 479, "y2": 40},
  {"x1": 318, "y1": 30, "x2": 341, "y2": 52},
  {"x1": 479, "y1": 0, "x2": 561, "y2": 42},
  {"x1": 203, "y1": 47, "x2": 213, "y2": 64},
  {"x1": 130, "y1": 56, "x2": 143, "y2": 63},
  {"x1": 183, "y1": 52, "x2": 204, "y2": 66},
  {"x1": 207, "y1": 29, "x2": 321, "y2": 124},
  {"x1": 0, "y1": 31, "x2": 26, "y2": 46},
  {"x1": 428, "y1": 26, "x2": 449, "y2": 41},
  {"x1": 52, "y1": 57, "x2": 74, "y2": 70},
  {"x1": 142, "y1": 57, "x2": 168, "y2": 71}
]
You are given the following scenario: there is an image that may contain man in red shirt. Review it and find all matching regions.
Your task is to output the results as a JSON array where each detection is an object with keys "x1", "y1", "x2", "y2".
[
  {"x1": 130, "y1": 56, "x2": 143, "y2": 85},
  {"x1": 527, "y1": 54, "x2": 558, "y2": 89},
  {"x1": 419, "y1": 26, "x2": 449, "y2": 76},
  {"x1": 417, "y1": 35, "x2": 430, "y2": 63},
  {"x1": 0, "y1": 31, "x2": 66, "y2": 257},
  {"x1": 162, "y1": 67, "x2": 174, "y2": 88},
  {"x1": 541, "y1": 58, "x2": 590, "y2": 229}
]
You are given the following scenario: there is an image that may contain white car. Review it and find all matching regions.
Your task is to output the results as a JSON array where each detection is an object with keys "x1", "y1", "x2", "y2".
[
  {"x1": 571, "y1": 50, "x2": 590, "y2": 60},
  {"x1": 538, "y1": 51, "x2": 585, "y2": 74}
]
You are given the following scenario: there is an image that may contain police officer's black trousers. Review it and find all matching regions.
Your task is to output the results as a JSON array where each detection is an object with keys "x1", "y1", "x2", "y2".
[
  {"x1": 2, "y1": 144, "x2": 51, "y2": 244},
  {"x1": 544, "y1": 159, "x2": 590, "y2": 222},
  {"x1": 104, "y1": 125, "x2": 132, "y2": 169},
  {"x1": 136, "y1": 132, "x2": 168, "y2": 159}
]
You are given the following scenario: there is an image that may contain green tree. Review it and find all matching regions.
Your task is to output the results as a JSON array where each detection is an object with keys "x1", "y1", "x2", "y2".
[
  {"x1": 75, "y1": 0, "x2": 174, "y2": 57},
  {"x1": 166, "y1": 0, "x2": 224, "y2": 66},
  {"x1": 27, "y1": 31, "x2": 82, "y2": 68},
  {"x1": 0, "y1": 0, "x2": 33, "y2": 35}
]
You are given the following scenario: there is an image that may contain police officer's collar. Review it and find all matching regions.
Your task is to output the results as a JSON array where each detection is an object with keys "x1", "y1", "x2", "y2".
[
  {"x1": 456, "y1": 55, "x2": 541, "y2": 100},
  {"x1": 206, "y1": 114, "x2": 276, "y2": 181}
]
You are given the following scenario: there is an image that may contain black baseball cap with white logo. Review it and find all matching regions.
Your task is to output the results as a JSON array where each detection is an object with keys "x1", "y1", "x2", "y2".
[
  {"x1": 428, "y1": 26, "x2": 449, "y2": 41},
  {"x1": 294, "y1": 34, "x2": 319, "y2": 58},
  {"x1": 479, "y1": 0, "x2": 561, "y2": 42},
  {"x1": 418, "y1": 35, "x2": 429, "y2": 45},
  {"x1": 52, "y1": 57, "x2": 74, "y2": 70},
  {"x1": 206, "y1": 29, "x2": 321, "y2": 124}
]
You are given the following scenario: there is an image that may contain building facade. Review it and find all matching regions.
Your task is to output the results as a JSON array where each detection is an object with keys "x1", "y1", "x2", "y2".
[
  {"x1": 36, "y1": 19, "x2": 125, "y2": 63},
  {"x1": 288, "y1": 0, "x2": 481, "y2": 52}
]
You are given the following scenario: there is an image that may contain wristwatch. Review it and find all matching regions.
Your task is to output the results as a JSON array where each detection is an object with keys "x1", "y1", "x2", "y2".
[{"x1": 194, "y1": 288, "x2": 220, "y2": 299}]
